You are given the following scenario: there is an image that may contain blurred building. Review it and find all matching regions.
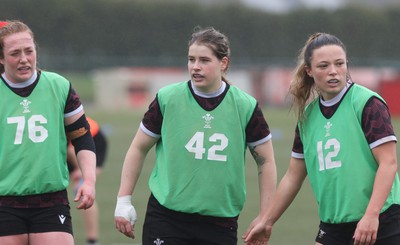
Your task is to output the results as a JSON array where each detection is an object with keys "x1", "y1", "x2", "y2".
[{"x1": 92, "y1": 66, "x2": 400, "y2": 117}]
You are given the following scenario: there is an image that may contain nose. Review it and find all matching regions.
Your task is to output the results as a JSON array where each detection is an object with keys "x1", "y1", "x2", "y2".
[
  {"x1": 19, "y1": 53, "x2": 28, "y2": 63},
  {"x1": 328, "y1": 65, "x2": 338, "y2": 75},
  {"x1": 191, "y1": 60, "x2": 201, "y2": 70}
]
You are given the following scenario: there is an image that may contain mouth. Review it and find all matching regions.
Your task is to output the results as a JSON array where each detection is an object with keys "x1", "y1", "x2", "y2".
[
  {"x1": 192, "y1": 73, "x2": 204, "y2": 81},
  {"x1": 18, "y1": 66, "x2": 31, "y2": 72},
  {"x1": 327, "y1": 79, "x2": 339, "y2": 84}
]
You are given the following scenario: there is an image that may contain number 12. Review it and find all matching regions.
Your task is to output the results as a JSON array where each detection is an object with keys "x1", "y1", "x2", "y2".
[{"x1": 317, "y1": 138, "x2": 342, "y2": 171}]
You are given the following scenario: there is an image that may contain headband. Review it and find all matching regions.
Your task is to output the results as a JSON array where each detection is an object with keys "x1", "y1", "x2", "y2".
[{"x1": 0, "y1": 22, "x2": 8, "y2": 28}]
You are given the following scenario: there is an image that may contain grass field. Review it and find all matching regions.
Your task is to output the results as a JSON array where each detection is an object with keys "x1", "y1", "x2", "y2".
[{"x1": 66, "y1": 73, "x2": 400, "y2": 245}]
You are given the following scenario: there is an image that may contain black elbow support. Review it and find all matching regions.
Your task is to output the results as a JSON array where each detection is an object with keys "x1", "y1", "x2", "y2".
[{"x1": 66, "y1": 114, "x2": 96, "y2": 154}]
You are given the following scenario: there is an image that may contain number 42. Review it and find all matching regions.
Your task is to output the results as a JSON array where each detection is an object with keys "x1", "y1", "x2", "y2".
[{"x1": 185, "y1": 132, "x2": 228, "y2": 162}]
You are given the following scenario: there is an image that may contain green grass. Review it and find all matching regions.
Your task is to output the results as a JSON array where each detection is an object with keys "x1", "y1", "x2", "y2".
[{"x1": 66, "y1": 73, "x2": 400, "y2": 244}]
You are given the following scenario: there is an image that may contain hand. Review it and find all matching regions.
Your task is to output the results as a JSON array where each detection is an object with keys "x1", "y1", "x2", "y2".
[
  {"x1": 353, "y1": 214, "x2": 379, "y2": 245},
  {"x1": 74, "y1": 180, "x2": 95, "y2": 210},
  {"x1": 115, "y1": 195, "x2": 137, "y2": 239},
  {"x1": 242, "y1": 216, "x2": 273, "y2": 245},
  {"x1": 69, "y1": 169, "x2": 83, "y2": 187}
]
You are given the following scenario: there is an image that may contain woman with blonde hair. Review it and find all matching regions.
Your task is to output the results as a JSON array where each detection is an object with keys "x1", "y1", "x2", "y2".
[{"x1": 243, "y1": 33, "x2": 400, "y2": 245}]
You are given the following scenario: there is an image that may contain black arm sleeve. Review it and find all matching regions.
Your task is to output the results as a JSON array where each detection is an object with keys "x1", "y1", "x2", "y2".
[{"x1": 65, "y1": 114, "x2": 96, "y2": 154}]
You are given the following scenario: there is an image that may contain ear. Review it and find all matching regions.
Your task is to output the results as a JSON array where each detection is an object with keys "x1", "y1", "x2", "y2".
[
  {"x1": 220, "y1": 56, "x2": 229, "y2": 72},
  {"x1": 305, "y1": 66, "x2": 312, "y2": 77}
]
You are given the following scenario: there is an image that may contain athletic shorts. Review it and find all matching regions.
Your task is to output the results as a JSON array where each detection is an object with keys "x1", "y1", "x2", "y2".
[
  {"x1": 142, "y1": 193, "x2": 238, "y2": 245},
  {"x1": 315, "y1": 204, "x2": 400, "y2": 245},
  {"x1": 0, "y1": 204, "x2": 73, "y2": 236},
  {"x1": 93, "y1": 130, "x2": 107, "y2": 168}
]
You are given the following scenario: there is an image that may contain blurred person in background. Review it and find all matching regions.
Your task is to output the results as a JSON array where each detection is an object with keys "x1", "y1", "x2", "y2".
[
  {"x1": 243, "y1": 33, "x2": 400, "y2": 245},
  {"x1": 0, "y1": 20, "x2": 96, "y2": 245},
  {"x1": 68, "y1": 117, "x2": 108, "y2": 245},
  {"x1": 114, "y1": 26, "x2": 277, "y2": 244}
]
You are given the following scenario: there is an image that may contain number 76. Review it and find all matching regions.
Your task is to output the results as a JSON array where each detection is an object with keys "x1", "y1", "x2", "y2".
[{"x1": 7, "y1": 115, "x2": 48, "y2": 144}]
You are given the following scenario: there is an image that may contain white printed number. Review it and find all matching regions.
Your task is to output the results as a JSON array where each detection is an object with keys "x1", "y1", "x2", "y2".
[
  {"x1": 7, "y1": 115, "x2": 48, "y2": 144},
  {"x1": 185, "y1": 132, "x2": 228, "y2": 161},
  {"x1": 317, "y1": 138, "x2": 342, "y2": 171}
]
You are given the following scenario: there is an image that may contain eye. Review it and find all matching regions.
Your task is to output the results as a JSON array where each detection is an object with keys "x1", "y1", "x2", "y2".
[
  {"x1": 200, "y1": 58, "x2": 211, "y2": 63},
  {"x1": 317, "y1": 63, "x2": 328, "y2": 69}
]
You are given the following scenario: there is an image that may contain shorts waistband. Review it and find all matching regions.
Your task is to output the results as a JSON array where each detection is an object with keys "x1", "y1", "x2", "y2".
[
  {"x1": 149, "y1": 193, "x2": 238, "y2": 227},
  {"x1": 0, "y1": 189, "x2": 69, "y2": 208}
]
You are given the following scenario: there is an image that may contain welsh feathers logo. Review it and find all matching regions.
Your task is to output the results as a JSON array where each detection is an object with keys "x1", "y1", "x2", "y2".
[
  {"x1": 324, "y1": 121, "x2": 333, "y2": 137},
  {"x1": 153, "y1": 238, "x2": 164, "y2": 244},
  {"x1": 20, "y1": 99, "x2": 31, "y2": 113},
  {"x1": 202, "y1": 113, "x2": 214, "y2": 129}
]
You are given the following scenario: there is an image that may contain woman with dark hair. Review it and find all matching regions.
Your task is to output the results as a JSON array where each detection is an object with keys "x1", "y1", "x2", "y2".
[{"x1": 114, "y1": 26, "x2": 277, "y2": 245}]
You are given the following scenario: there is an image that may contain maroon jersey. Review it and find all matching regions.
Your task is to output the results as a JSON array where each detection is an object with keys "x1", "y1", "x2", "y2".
[
  {"x1": 292, "y1": 83, "x2": 396, "y2": 156},
  {"x1": 0, "y1": 70, "x2": 81, "y2": 207},
  {"x1": 1, "y1": 70, "x2": 82, "y2": 115},
  {"x1": 141, "y1": 81, "x2": 271, "y2": 144}
]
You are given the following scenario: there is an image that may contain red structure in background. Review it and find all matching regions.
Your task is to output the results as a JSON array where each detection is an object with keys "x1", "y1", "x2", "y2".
[{"x1": 379, "y1": 77, "x2": 400, "y2": 117}]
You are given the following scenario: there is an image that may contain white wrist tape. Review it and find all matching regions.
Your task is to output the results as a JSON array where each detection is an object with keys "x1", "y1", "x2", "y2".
[{"x1": 115, "y1": 195, "x2": 137, "y2": 225}]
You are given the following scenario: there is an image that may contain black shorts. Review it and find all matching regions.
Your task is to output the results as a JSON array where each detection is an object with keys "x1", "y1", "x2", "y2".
[
  {"x1": 142, "y1": 193, "x2": 238, "y2": 245},
  {"x1": 0, "y1": 204, "x2": 73, "y2": 236},
  {"x1": 67, "y1": 130, "x2": 108, "y2": 172},
  {"x1": 315, "y1": 204, "x2": 400, "y2": 245},
  {"x1": 93, "y1": 130, "x2": 107, "y2": 168}
]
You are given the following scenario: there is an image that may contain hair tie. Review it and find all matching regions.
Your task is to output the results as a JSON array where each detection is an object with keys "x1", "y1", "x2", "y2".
[{"x1": 0, "y1": 21, "x2": 8, "y2": 28}]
